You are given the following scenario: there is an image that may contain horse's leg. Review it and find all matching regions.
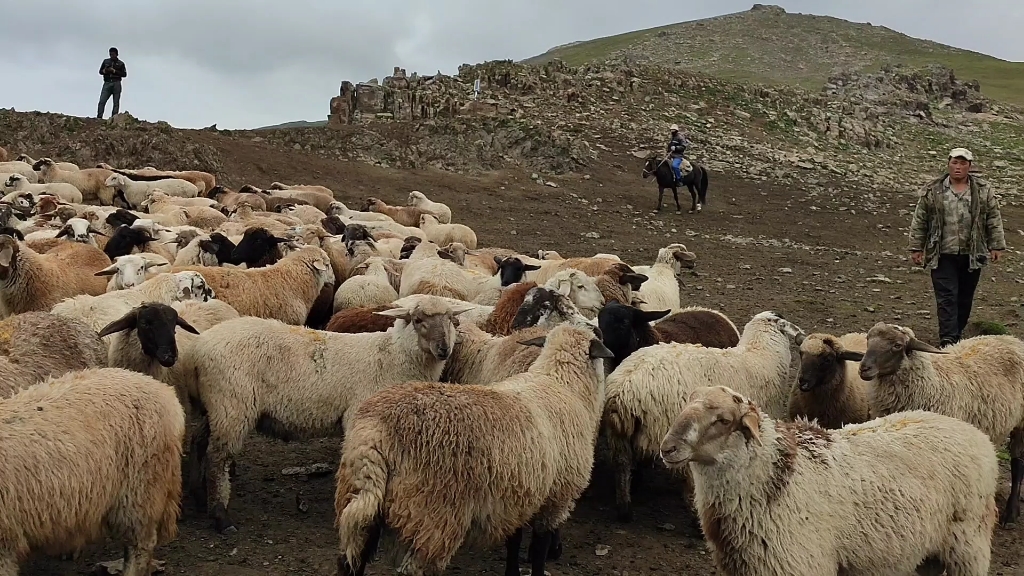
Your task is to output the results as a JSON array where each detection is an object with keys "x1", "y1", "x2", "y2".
[
  {"x1": 685, "y1": 183, "x2": 697, "y2": 214},
  {"x1": 672, "y1": 186, "x2": 682, "y2": 214},
  {"x1": 698, "y1": 169, "x2": 708, "y2": 210},
  {"x1": 655, "y1": 186, "x2": 664, "y2": 212}
]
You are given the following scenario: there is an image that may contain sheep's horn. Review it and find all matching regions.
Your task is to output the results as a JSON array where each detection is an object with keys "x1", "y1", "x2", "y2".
[{"x1": 907, "y1": 338, "x2": 948, "y2": 354}]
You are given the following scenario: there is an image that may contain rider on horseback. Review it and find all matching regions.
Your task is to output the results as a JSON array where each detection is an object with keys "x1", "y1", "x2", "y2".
[{"x1": 667, "y1": 124, "x2": 689, "y2": 183}]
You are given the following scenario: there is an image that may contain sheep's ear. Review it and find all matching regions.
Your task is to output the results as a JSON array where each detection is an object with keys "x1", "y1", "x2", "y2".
[
  {"x1": 518, "y1": 336, "x2": 547, "y2": 348},
  {"x1": 98, "y1": 309, "x2": 139, "y2": 337},
  {"x1": 907, "y1": 338, "x2": 948, "y2": 355},
  {"x1": 621, "y1": 272, "x2": 648, "y2": 290},
  {"x1": 589, "y1": 338, "x2": 615, "y2": 359},
  {"x1": 0, "y1": 244, "x2": 15, "y2": 267},
  {"x1": 738, "y1": 405, "x2": 762, "y2": 446},
  {"x1": 198, "y1": 240, "x2": 220, "y2": 254},
  {"x1": 493, "y1": 255, "x2": 503, "y2": 267},
  {"x1": 524, "y1": 263, "x2": 541, "y2": 271},
  {"x1": 555, "y1": 280, "x2": 572, "y2": 297},
  {"x1": 638, "y1": 309, "x2": 671, "y2": 323},
  {"x1": 311, "y1": 259, "x2": 328, "y2": 272},
  {"x1": 175, "y1": 317, "x2": 200, "y2": 335},
  {"x1": 838, "y1": 350, "x2": 865, "y2": 362},
  {"x1": 674, "y1": 250, "x2": 697, "y2": 263},
  {"x1": 375, "y1": 307, "x2": 411, "y2": 321},
  {"x1": 94, "y1": 263, "x2": 119, "y2": 276},
  {"x1": 437, "y1": 249, "x2": 458, "y2": 263},
  {"x1": 55, "y1": 226, "x2": 72, "y2": 239}
]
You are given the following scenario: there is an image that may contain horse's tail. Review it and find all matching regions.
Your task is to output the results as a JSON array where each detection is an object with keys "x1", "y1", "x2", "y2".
[{"x1": 699, "y1": 167, "x2": 709, "y2": 204}]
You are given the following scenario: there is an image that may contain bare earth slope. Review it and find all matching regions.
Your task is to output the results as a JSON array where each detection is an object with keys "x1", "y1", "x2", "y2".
[{"x1": 525, "y1": 4, "x2": 1024, "y2": 108}]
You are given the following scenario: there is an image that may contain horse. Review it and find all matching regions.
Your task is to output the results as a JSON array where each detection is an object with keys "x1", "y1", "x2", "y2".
[{"x1": 642, "y1": 156, "x2": 709, "y2": 214}]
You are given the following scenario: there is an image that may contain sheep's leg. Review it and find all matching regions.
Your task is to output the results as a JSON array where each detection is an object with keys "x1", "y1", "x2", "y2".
[
  {"x1": 1000, "y1": 455, "x2": 1022, "y2": 527},
  {"x1": 527, "y1": 526, "x2": 551, "y2": 576},
  {"x1": 187, "y1": 413, "x2": 211, "y2": 509},
  {"x1": 504, "y1": 527, "x2": 523, "y2": 576},
  {"x1": 938, "y1": 513, "x2": 994, "y2": 576},
  {"x1": 546, "y1": 527, "x2": 562, "y2": 560},
  {"x1": 207, "y1": 448, "x2": 237, "y2": 534},
  {"x1": 612, "y1": 441, "x2": 635, "y2": 522}
]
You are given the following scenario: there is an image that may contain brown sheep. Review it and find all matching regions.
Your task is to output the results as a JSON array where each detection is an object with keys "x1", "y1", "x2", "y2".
[
  {"x1": 365, "y1": 197, "x2": 429, "y2": 227},
  {"x1": 325, "y1": 304, "x2": 398, "y2": 334},
  {"x1": 0, "y1": 235, "x2": 111, "y2": 318},
  {"x1": 483, "y1": 281, "x2": 537, "y2": 335},
  {"x1": 787, "y1": 332, "x2": 871, "y2": 429},
  {"x1": 209, "y1": 186, "x2": 267, "y2": 211},
  {"x1": 596, "y1": 262, "x2": 649, "y2": 305},
  {"x1": 0, "y1": 312, "x2": 108, "y2": 399}
]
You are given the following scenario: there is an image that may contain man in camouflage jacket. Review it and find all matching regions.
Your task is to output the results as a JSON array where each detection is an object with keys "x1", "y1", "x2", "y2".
[{"x1": 909, "y1": 147, "x2": 1006, "y2": 346}]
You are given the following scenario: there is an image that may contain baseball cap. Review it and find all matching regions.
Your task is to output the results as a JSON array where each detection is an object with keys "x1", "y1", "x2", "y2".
[{"x1": 949, "y1": 147, "x2": 974, "y2": 162}]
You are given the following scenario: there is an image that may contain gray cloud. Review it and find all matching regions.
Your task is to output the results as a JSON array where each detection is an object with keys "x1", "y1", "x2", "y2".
[{"x1": 1, "y1": 0, "x2": 1019, "y2": 129}]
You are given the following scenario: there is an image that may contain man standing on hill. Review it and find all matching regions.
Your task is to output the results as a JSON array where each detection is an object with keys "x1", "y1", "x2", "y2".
[
  {"x1": 97, "y1": 47, "x2": 127, "y2": 119},
  {"x1": 909, "y1": 147, "x2": 1006, "y2": 347}
]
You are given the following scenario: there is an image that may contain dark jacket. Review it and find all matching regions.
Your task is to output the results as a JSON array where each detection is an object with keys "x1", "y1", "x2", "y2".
[
  {"x1": 667, "y1": 133, "x2": 688, "y2": 158},
  {"x1": 908, "y1": 173, "x2": 1006, "y2": 271},
  {"x1": 100, "y1": 58, "x2": 127, "y2": 83}
]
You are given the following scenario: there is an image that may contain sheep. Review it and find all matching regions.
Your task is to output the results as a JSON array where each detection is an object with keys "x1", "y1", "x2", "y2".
[
  {"x1": 364, "y1": 196, "x2": 428, "y2": 227},
  {"x1": 326, "y1": 200, "x2": 394, "y2": 223},
  {"x1": 398, "y1": 255, "x2": 496, "y2": 301},
  {"x1": 418, "y1": 213, "x2": 477, "y2": 249},
  {"x1": 29, "y1": 217, "x2": 106, "y2": 250},
  {"x1": 208, "y1": 186, "x2": 267, "y2": 211},
  {"x1": 3, "y1": 173, "x2": 82, "y2": 203},
  {"x1": 0, "y1": 161, "x2": 38, "y2": 183},
  {"x1": 102, "y1": 225, "x2": 159, "y2": 260},
  {"x1": 543, "y1": 268, "x2": 605, "y2": 319},
  {"x1": 264, "y1": 184, "x2": 333, "y2": 212},
  {"x1": 440, "y1": 322, "x2": 548, "y2": 385},
  {"x1": 142, "y1": 190, "x2": 225, "y2": 229},
  {"x1": 228, "y1": 227, "x2": 292, "y2": 268},
  {"x1": 594, "y1": 262, "x2": 648, "y2": 306},
  {"x1": 527, "y1": 256, "x2": 625, "y2": 285},
  {"x1": 172, "y1": 245, "x2": 334, "y2": 325},
  {"x1": 333, "y1": 257, "x2": 399, "y2": 312},
  {"x1": 96, "y1": 253, "x2": 173, "y2": 291},
  {"x1": 468, "y1": 255, "x2": 541, "y2": 306},
  {"x1": 434, "y1": 243, "x2": 519, "y2": 274},
  {"x1": 323, "y1": 213, "x2": 426, "y2": 242},
  {"x1": 484, "y1": 281, "x2": 538, "y2": 335},
  {"x1": 407, "y1": 190, "x2": 451, "y2": 223},
  {"x1": 183, "y1": 296, "x2": 477, "y2": 533},
  {"x1": 603, "y1": 310, "x2": 802, "y2": 522},
  {"x1": 509, "y1": 284, "x2": 601, "y2": 334},
  {"x1": 105, "y1": 174, "x2": 199, "y2": 209},
  {"x1": 34, "y1": 158, "x2": 113, "y2": 204},
  {"x1": 786, "y1": 332, "x2": 871, "y2": 430},
  {"x1": 390, "y1": 293, "x2": 493, "y2": 330},
  {"x1": 335, "y1": 322, "x2": 614, "y2": 576},
  {"x1": 659, "y1": 385, "x2": 999, "y2": 576},
  {"x1": 268, "y1": 181, "x2": 333, "y2": 196},
  {"x1": 0, "y1": 234, "x2": 111, "y2": 318},
  {"x1": 276, "y1": 202, "x2": 327, "y2": 225},
  {"x1": 537, "y1": 249, "x2": 562, "y2": 260},
  {"x1": 597, "y1": 302, "x2": 741, "y2": 371},
  {"x1": 108, "y1": 167, "x2": 215, "y2": 195},
  {"x1": 326, "y1": 304, "x2": 399, "y2": 334},
  {"x1": 0, "y1": 311, "x2": 108, "y2": 399},
  {"x1": 856, "y1": 322, "x2": 1024, "y2": 526},
  {"x1": 0, "y1": 367, "x2": 185, "y2": 576},
  {"x1": 14, "y1": 154, "x2": 79, "y2": 171},
  {"x1": 630, "y1": 243, "x2": 697, "y2": 311}
]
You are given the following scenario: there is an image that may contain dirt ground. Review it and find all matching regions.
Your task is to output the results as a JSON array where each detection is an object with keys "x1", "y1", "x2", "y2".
[{"x1": 24, "y1": 132, "x2": 1023, "y2": 575}]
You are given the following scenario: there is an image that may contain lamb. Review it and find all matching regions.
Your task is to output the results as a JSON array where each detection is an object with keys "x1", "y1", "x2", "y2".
[
  {"x1": 0, "y1": 234, "x2": 111, "y2": 318},
  {"x1": 365, "y1": 196, "x2": 429, "y2": 227},
  {"x1": 3, "y1": 173, "x2": 83, "y2": 203},
  {"x1": 440, "y1": 322, "x2": 548, "y2": 385},
  {"x1": 326, "y1": 304, "x2": 398, "y2": 334},
  {"x1": 407, "y1": 190, "x2": 452, "y2": 223},
  {"x1": 603, "y1": 310, "x2": 802, "y2": 521},
  {"x1": 326, "y1": 200, "x2": 394, "y2": 223},
  {"x1": 0, "y1": 311, "x2": 108, "y2": 399},
  {"x1": 108, "y1": 167, "x2": 215, "y2": 195},
  {"x1": 0, "y1": 161, "x2": 38, "y2": 183},
  {"x1": 597, "y1": 302, "x2": 741, "y2": 371},
  {"x1": 96, "y1": 253, "x2": 173, "y2": 291},
  {"x1": 333, "y1": 257, "x2": 399, "y2": 312},
  {"x1": 268, "y1": 181, "x2": 333, "y2": 196},
  {"x1": 335, "y1": 322, "x2": 614, "y2": 576},
  {"x1": 172, "y1": 245, "x2": 335, "y2": 325},
  {"x1": 0, "y1": 367, "x2": 185, "y2": 576},
  {"x1": 105, "y1": 174, "x2": 199, "y2": 209},
  {"x1": 34, "y1": 158, "x2": 114, "y2": 204},
  {"x1": 184, "y1": 296, "x2": 476, "y2": 533},
  {"x1": 659, "y1": 385, "x2": 999, "y2": 576},
  {"x1": 14, "y1": 154, "x2": 79, "y2": 171},
  {"x1": 856, "y1": 322, "x2": 1024, "y2": 526},
  {"x1": 786, "y1": 332, "x2": 871, "y2": 429},
  {"x1": 418, "y1": 213, "x2": 477, "y2": 249},
  {"x1": 630, "y1": 243, "x2": 697, "y2": 311}
]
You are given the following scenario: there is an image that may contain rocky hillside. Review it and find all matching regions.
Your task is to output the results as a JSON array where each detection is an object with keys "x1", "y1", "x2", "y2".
[{"x1": 525, "y1": 4, "x2": 1024, "y2": 108}]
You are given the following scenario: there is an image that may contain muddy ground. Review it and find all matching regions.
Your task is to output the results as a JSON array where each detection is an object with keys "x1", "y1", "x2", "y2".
[{"x1": 25, "y1": 132, "x2": 1023, "y2": 575}]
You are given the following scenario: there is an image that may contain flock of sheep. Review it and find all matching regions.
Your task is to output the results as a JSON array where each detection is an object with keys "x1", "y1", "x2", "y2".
[{"x1": 0, "y1": 145, "x2": 1021, "y2": 576}]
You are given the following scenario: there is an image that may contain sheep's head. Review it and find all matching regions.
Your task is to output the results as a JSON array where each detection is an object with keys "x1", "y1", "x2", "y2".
[
  {"x1": 35, "y1": 195, "x2": 62, "y2": 216},
  {"x1": 98, "y1": 302, "x2": 200, "y2": 368},
  {"x1": 797, "y1": 333, "x2": 866, "y2": 392},
  {"x1": 418, "y1": 213, "x2": 440, "y2": 227},
  {"x1": 140, "y1": 190, "x2": 170, "y2": 211},
  {"x1": 0, "y1": 234, "x2": 20, "y2": 279},
  {"x1": 341, "y1": 222, "x2": 373, "y2": 243},
  {"x1": 325, "y1": 201, "x2": 348, "y2": 217},
  {"x1": 232, "y1": 227, "x2": 289, "y2": 268},
  {"x1": 301, "y1": 247, "x2": 335, "y2": 287},
  {"x1": 858, "y1": 322, "x2": 946, "y2": 381},
  {"x1": 656, "y1": 243, "x2": 697, "y2": 273},
  {"x1": 103, "y1": 225, "x2": 156, "y2": 260},
  {"x1": 376, "y1": 296, "x2": 476, "y2": 361},
  {"x1": 230, "y1": 201, "x2": 256, "y2": 218},
  {"x1": 399, "y1": 236, "x2": 422, "y2": 260},
  {"x1": 0, "y1": 204, "x2": 13, "y2": 228},
  {"x1": 104, "y1": 208, "x2": 139, "y2": 229},
  {"x1": 14, "y1": 154, "x2": 31, "y2": 163},
  {"x1": 32, "y1": 158, "x2": 55, "y2": 172},
  {"x1": 544, "y1": 269, "x2": 604, "y2": 319},
  {"x1": 660, "y1": 385, "x2": 764, "y2": 469},
  {"x1": 3, "y1": 174, "x2": 25, "y2": 190},
  {"x1": 512, "y1": 285, "x2": 594, "y2": 332},
  {"x1": 407, "y1": 190, "x2": 427, "y2": 206},
  {"x1": 56, "y1": 217, "x2": 105, "y2": 244},
  {"x1": 437, "y1": 242, "x2": 467, "y2": 266},
  {"x1": 597, "y1": 301, "x2": 671, "y2": 369},
  {"x1": 171, "y1": 271, "x2": 215, "y2": 302},
  {"x1": 605, "y1": 262, "x2": 648, "y2": 292},
  {"x1": 495, "y1": 256, "x2": 540, "y2": 287},
  {"x1": 104, "y1": 173, "x2": 127, "y2": 188},
  {"x1": 0, "y1": 227, "x2": 24, "y2": 241},
  {"x1": 746, "y1": 310, "x2": 803, "y2": 343},
  {"x1": 364, "y1": 197, "x2": 384, "y2": 212},
  {"x1": 94, "y1": 254, "x2": 169, "y2": 290},
  {"x1": 537, "y1": 249, "x2": 562, "y2": 260}
]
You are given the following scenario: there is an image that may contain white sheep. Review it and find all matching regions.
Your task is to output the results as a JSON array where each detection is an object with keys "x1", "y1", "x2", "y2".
[
  {"x1": 333, "y1": 257, "x2": 399, "y2": 312},
  {"x1": 2, "y1": 173, "x2": 82, "y2": 203},
  {"x1": 182, "y1": 296, "x2": 477, "y2": 533},
  {"x1": 418, "y1": 213, "x2": 477, "y2": 249},
  {"x1": 630, "y1": 243, "x2": 696, "y2": 311},
  {"x1": 15, "y1": 154, "x2": 79, "y2": 171},
  {"x1": 279, "y1": 203, "x2": 327, "y2": 225},
  {"x1": 96, "y1": 253, "x2": 173, "y2": 291},
  {"x1": 326, "y1": 200, "x2": 395, "y2": 223},
  {"x1": 105, "y1": 174, "x2": 199, "y2": 209},
  {"x1": 407, "y1": 190, "x2": 452, "y2": 223},
  {"x1": 34, "y1": 158, "x2": 113, "y2": 204},
  {"x1": 335, "y1": 322, "x2": 614, "y2": 576},
  {"x1": 398, "y1": 255, "x2": 496, "y2": 301},
  {"x1": 0, "y1": 161, "x2": 38, "y2": 183},
  {"x1": 390, "y1": 293, "x2": 494, "y2": 329},
  {"x1": 0, "y1": 367, "x2": 185, "y2": 576},
  {"x1": 603, "y1": 310, "x2": 802, "y2": 521},
  {"x1": 659, "y1": 385, "x2": 999, "y2": 576},
  {"x1": 857, "y1": 322, "x2": 1024, "y2": 526},
  {"x1": 543, "y1": 268, "x2": 605, "y2": 320}
]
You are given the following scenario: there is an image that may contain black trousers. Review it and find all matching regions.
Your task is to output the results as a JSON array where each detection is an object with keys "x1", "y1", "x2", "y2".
[{"x1": 930, "y1": 254, "x2": 981, "y2": 345}]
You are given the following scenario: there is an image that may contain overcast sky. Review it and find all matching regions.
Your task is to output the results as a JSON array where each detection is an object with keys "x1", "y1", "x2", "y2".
[{"x1": 2, "y1": 0, "x2": 1020, "y2": 130}]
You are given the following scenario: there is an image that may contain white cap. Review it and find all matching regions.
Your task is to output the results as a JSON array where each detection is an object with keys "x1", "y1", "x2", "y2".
[
  {"x1": 949, "y1": 147, "x2": 974, "y2": 161},
  {"x1": 670, "y1": 124, "x2": 679, "y2": 131}
]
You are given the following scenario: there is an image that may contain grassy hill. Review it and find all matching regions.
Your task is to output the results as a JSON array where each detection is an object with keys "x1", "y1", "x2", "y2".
[
  {"x1": 254, "y1": 119, "x2": 327, "y2": 130},
  {"x1": 524, "y1": 4, "x2": 1024, "y2": 107}
]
